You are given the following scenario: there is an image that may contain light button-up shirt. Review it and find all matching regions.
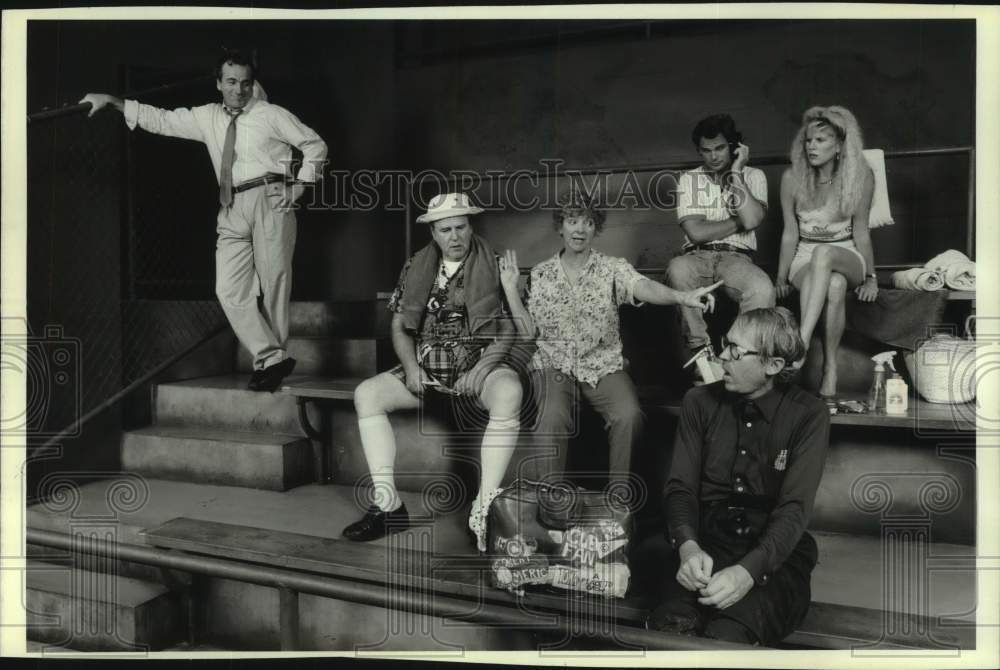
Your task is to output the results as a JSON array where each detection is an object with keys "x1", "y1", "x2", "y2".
[
  {"x1": 526, "y1": 249, "x2": 645, "y2": 387},
  {"x1": 676, "y1": 165, "x2": 768, "y2": 251},
  {"x1": 123, "y1": 96, "x2": 327, "y2": 185}
]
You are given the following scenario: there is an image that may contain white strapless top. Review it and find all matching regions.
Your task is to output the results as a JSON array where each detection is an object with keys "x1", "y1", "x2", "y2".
[{"x1": 797, "y1": 207, "x2": 853, "y2": 243}]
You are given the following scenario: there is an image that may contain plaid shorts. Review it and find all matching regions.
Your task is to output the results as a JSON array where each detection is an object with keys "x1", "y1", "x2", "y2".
[{"x1": 388, "y1": 337, "x2": 487, "y2": 394}]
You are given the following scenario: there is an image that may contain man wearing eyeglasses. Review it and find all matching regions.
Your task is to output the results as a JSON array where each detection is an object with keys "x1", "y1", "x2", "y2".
[{"x1": 647, "y1": 306, "x2": 830, "y2": 646}]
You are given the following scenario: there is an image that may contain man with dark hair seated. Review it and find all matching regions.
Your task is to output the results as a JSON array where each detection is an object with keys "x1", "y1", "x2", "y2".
[
  {"x1": 648, "y1": 307, "x2": 830, "y2": 646},
  {"x1": 667, "y1": 114, "x2": 776, "y2": 382}
]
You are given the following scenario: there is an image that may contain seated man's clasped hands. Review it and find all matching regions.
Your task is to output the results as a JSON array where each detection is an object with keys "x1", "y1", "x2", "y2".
[{"x1": 648, "y1": 307, "x2": 831, "y2": 645}]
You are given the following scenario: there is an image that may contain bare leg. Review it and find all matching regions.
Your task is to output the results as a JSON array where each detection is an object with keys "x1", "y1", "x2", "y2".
[
  {"x1": 820, "y1": 273, "x2": 849, "y2": 397},
  {"x1": 792, "y1": 271, "x2": 813, "y2": 368},
  {"x1": 793, "y1": 245, "x2": 865, "y2": 353}
]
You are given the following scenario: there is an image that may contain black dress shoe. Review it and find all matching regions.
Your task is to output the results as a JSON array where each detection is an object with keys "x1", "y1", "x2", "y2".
[
  {"x1": 252, "y1": 357, "x2": 297, "y2": 393},
  {"x1": 247, "y1": 369, "x2": 267, "y2": 390},
  {"x1": 342, "y1": 503, "x2": 410, "y2": 542}
]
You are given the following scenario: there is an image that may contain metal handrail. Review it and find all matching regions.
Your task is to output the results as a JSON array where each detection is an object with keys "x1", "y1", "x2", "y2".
[
  {"x1": 405, "y1": 145, "x2": 976, "y2": 263},
  {"x1": 27, "y1": 75, "x2": 214, "y2": 124},
  {"x1": 26, "y1": 527, "x2": 756, "y2": 652},
  {"x1": 29, "y1": 322, "x2": 229, "y2": 460},
  {"x1": 425, "y1": 146, "x2": 974, "y2": 184}
]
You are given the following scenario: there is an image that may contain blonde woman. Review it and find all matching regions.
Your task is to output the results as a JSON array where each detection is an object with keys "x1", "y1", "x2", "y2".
[{"x1": 775, "y1": 106, "x2": 878, "y2": 398}]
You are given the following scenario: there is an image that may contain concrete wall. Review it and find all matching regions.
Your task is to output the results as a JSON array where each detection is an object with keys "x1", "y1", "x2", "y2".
[
  {"x1": 27, "y1": 18, "x2": 975, "y2": 309},
  {"x1": 395, "y1": 19, "x2": 974, "y2": 270}
]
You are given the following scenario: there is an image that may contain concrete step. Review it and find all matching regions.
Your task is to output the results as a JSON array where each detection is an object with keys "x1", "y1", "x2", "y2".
[
  {"x1": 236, "y1": 336, "x2": 381, "y2": 377},
  {"x1": 122, "y1": 426, "x2": 313, "y2": 492},
  {"x1": 154, "y1": 375, "x2": 307, "y2": 434},
  {"x1": 27, "y1": 560, "x2": 181, "y2": 651},
  {"x1": 151, "y1": 374, "x2": 480, "y2": 493}
]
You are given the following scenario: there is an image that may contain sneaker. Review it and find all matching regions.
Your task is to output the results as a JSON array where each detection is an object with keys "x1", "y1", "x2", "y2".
[
  {"x1": 250, "y1": 357, "x2": 297, "y2": 393},
  {"x1": 684, "y1": 344, "x2": 723, "y2": 386},
  {"x1": 342, "y1": 503, "x2": 410, "y2": 542}
]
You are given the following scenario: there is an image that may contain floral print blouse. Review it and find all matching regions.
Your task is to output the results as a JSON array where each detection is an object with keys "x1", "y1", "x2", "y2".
[{"x1": 526, "y1": 250, "x2": 646, "y2": 387}]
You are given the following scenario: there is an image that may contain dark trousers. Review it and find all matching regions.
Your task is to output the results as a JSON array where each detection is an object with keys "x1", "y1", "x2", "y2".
[
  {"x1": 646, "y1": 504, "x2": 817, "y2": 646},
  {"x1": 523, "y1": 368, "x2": 644, "y2": 491}
]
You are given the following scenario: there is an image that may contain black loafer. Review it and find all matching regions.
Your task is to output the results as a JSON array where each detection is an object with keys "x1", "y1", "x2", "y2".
[
  {"x1": 252, "y1": 357, "x2": 297, "y2": 393},
  {"x1": 247, "y1": 369, "x2": 267, "y2": 390},
  {"x1": 342, "y1": 503, "x2": 410, "y2": 542}
]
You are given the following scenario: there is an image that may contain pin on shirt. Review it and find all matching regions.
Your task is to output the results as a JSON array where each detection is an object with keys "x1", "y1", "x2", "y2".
[{"x1": 774, "y1": 449, "x2": 788, "y2": 471}]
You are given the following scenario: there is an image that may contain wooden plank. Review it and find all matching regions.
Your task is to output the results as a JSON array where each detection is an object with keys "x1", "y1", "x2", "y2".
[
  {"x1": 280, "y1": 376, "x2": 975, "y2": 431},
  {"x1": 787, "y1": 601, "x2": 974, "y2": 650},
  {"x1": 280, "y1": 376, "x2": 362, "y2": 400},
  {"x1": 140, "y1": 517, "x2": 650, "y2": 622},
  {"x1": 636, "y1": 387, "x2": 976, "y2": 432},
  {"x1": 141, "y1": 518, "x2": 973, "y2": 650}
]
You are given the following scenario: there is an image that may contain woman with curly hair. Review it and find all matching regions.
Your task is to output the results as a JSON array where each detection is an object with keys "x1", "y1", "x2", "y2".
[
  {"x1": 497, "y1": 190, "x2": 721, "y2": 497},
  {"x1": 775, "y1": 106, "x2": 879, "y2": 398}
]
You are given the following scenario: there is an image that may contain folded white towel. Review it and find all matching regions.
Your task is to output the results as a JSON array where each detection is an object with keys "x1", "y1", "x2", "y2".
[
  {"x1": 892, "y1": 267, "x2": 945, "y2": 291},
  {"x1": 925, "y1": 249, "x2": 976, "y2": 291},
  {"x1": 863, "y1": 149, "x2": 894, "y2": 229},
  {"x1": 925, "y1": 249, "x2": 971, "y2": 272},
  {"x1": 944, "y1": 262, "x2": 976, "y2": 290}
]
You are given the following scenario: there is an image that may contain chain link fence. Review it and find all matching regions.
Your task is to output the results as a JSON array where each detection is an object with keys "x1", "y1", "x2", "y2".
[{"x1": 24, "y1": 74, "x2": 229, "y2": 444}]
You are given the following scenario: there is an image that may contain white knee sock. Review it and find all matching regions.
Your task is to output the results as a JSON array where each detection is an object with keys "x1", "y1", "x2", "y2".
[
  {"x1": 358, "y1": 414, "x2": 401, "y2": 512},
  {"x1": 479, "y1": 416, "x2": 521, "y2": 494}
]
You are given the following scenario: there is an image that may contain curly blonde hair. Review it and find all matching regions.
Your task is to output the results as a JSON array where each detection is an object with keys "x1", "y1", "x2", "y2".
[{"x1": 789, "y1": 105, "x2": 870, "y2": 218}]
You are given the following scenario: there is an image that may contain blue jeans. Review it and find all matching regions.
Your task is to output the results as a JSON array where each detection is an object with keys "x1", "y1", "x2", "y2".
[{"x1": 665, "y1": 250, "x2": 775, "y2": 353}]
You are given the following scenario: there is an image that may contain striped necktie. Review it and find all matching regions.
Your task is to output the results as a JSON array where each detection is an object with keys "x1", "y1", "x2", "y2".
[{"x1": 218, "y1": 108, "x2": 242, "y2": 207}]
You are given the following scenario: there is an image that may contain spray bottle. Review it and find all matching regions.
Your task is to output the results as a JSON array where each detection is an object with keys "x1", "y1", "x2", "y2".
[{"x1": 868, "y1": 351, "x2": 897, "y2": 414}]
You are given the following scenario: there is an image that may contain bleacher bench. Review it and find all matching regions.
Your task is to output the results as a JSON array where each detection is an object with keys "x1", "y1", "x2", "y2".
[{"x1": 142, "y1": 516, "x2": 975, "y2": 651}]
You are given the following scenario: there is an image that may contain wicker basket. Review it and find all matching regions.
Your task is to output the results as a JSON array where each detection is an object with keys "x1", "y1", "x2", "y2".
[{"x1": 903, "y1": 316, "x2": 977, "y2": 404}]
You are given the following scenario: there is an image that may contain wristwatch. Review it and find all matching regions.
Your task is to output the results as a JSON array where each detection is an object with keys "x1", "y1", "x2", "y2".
[{"x1": 866, "y1": 272, "x2": 877, "y2": 281}]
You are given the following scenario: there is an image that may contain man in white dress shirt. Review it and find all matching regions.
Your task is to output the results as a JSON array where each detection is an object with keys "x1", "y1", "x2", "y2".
[
  {"x1": 666, "y1": 114, "x2": 775, "y2": 381},
  {"x1": 81, "y1": 49, "x2": 328, "y2": 392}
]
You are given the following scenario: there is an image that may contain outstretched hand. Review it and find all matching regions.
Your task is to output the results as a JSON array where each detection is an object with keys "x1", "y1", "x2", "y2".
[
  {"x1": 78, "y1": 93, "x2": 121, "y2": 118},
  {"x1": 498, "y1": 249, "x2": 520, "y2": 295},
  {"x1": 681, "y1": 280, "x2": 723, "y2": 312}
]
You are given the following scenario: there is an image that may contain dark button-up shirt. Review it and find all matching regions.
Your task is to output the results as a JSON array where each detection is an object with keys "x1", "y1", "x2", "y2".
[{"x1": 664, "y1": 382, "x2": 830, "y2": 584}]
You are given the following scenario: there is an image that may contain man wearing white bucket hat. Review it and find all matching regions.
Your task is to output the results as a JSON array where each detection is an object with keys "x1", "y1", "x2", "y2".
[{"x1": 344, "y1": 193, "x2": 522, "y2": 550}]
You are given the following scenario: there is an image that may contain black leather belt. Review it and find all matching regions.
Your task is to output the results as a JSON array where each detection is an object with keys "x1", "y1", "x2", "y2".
[
  {"x1": 233, "y1": 173, "x2": 288, "y2": 194},
  {"x1": 684, "y1": 243, "x2": 753, "y2": 256}
]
